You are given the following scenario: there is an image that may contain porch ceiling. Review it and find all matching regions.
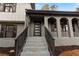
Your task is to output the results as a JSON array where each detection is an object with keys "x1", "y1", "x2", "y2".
[
  {"x1": 26, "y1": 9, "x2": 79, "y2": 16},
  {"x1": 30, "y1": 15, "x2": 44, "y2": 21}
]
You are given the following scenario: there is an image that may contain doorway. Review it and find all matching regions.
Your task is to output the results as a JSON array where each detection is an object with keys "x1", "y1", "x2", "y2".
[{"x1": 28, "y1": 16, "x2": 44, "y2": 37}]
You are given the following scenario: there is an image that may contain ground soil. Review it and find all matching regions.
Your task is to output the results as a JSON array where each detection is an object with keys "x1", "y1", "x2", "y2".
[
  {"x1": 55, "y1": 45, "x2": 79, "y2": 56},
  {"x1": 59, "y1": 49, "x2": 79, "y2": 56},
  {"x1": 0, "y1": 50, "x2": 15, "y2": 56},
  {"x1": 0, "y1": 50, "x2": 9, "y2": 56}
]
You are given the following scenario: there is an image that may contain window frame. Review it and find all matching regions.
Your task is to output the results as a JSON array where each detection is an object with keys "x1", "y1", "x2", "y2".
[
  {"x1": 51, "y1": 22, "x2": 57, "y2": 32},
  {"x1": 0, "y1": 24, "x2": 17, "y2": 38},
  {"x1": 0, "y1": 3, "x2": 16, "y2": 12}
]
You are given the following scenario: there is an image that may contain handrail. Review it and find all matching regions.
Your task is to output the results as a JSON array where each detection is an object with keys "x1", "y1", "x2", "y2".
[
  {"x1": 15, "y1": 27, "x2": 28, "y2": 56},
  {"x1": 45, "y1": 27, "x2": 55, "y2": 56}
]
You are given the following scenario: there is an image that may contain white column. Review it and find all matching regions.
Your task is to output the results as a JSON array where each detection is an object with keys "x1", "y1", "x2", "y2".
[
  {"x1": 0, "y1": 24, "x2": 1, "y2": 31},
  {"x1": 68, "y1": 19, "x2": 74, "y2": 37},
  {"x1": 25, "y1": 16, "x2": 28, "y2": 28},
  {"x1": 56, "y1": 18, "x2": 62, "y2": 37},
  {"x1": 44, "y1": 16, "x2": 48, "y2": 29},
  {"x1": 26, "y1": 16, "x2": 30, "y2": 27},
  {"x1": 26, "y1": 16, "x2": 30, "y2": 36},
  {"x1": 77, "y1": 20, "x2": 79, "y2": 36}
]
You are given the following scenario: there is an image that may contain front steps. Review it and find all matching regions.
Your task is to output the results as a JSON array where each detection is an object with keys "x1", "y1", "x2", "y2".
[{"x1": 21, "y1": 37, "x2": 50, "y2": 56}]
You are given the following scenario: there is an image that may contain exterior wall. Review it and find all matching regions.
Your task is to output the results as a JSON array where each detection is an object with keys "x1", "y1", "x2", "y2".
[
  {"x1": 0, "y1": 3, "x2": 32, "y2": 47},
  {"x1": 55, "y1": 37, "x2": 79, "y2": 46},
  {"x1": 0, "y1": 3, "x2": 32, "y2": 21},
  {"x1": 45, "y1": 16, "x2": 79, "y2": 46},
  {"x1": 17, "y1": 24, "x2": 24, "y2": 36},
  {"x1": 0, "y1": 38, "x2": 15, "y2": 47}
]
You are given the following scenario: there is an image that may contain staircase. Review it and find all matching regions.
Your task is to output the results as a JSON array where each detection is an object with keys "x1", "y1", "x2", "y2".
[{"x1": 21, "y1": 37, "x2": 50, "y2": 56}]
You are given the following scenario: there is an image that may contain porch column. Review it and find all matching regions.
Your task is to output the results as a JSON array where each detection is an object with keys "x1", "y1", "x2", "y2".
[
  {"x1": 78, "y1": 20, "x2": 79, "y2": 29},
  {"x1": 44, "y1": 16, "x2": 48, "y2": 29},
  {"x1": 56, "y1": 18, "x2": 61, "y2": 37},
  {"x1": 26, "y1": 16, "x2": 30, "y2": 27},
  {"x1": 68, "y1": 19, "x2": 74, "y2": 37},
  {"x1": 77, "y1": 20, "x2": 79, "y2": 36}
]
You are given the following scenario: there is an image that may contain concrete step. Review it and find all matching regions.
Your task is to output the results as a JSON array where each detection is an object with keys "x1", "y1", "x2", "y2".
[
  {"x1": 27, "y1": 37, "x2": 45, "y2": 40},
  {"x1": 21, "y1": 51, "x2": 50, "y2": 56},
  {"x1": 25, "y1": 42, "x2": 47, "y2": 45},
  {"x1": 21, "y1": 37, "x2": 50, "y2": 56},
  {"x1": 24, "y1": 44, "x2": 47, "y2": 47},
  {"x1": 22, "y1": 47, "x2": 48, "y2": 52},
  {"x1": 24, "y1": 46, "x2": 47, "y2": 50},
  {"x1": 26, "y1": 40, "x2": 46, "y2": 43}
]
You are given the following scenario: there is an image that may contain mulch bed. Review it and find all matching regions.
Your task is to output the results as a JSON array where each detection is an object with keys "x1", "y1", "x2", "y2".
[
  {"x1": 0, "y1": 50, "x2": 9, "y2": 56},
  {"x1": 54, "y1": 45, "x2": 79, "y2": 56},
  {"x1": 59, "y1": 49, "x2": 79, "y2": 56},
  {"x1": 0, "y1": 50, "x2": 15, "y2": 56}
]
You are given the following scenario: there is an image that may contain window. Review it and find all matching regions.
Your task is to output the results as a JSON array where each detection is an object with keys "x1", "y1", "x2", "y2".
[
  {"x1": 48, "y1": 17, "x2": 57, "y2": 37},
  {"x1": 0, "y1": 3, "x2": 4, "y2": 12},
  {"x1": 0, "y1": 24, "x2": 17, "y2": 38},
  {"x1": 60, "y1": 18, "x2": 70, "y2": 37},
  {"x1": 0, "y1": 3, "x2": 16, "y2": 12},
  {"x1": 51, "y1": 22, "x2": 57, "y2": 32}
]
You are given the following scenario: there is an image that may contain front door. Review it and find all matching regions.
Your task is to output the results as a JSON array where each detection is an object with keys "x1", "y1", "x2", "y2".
[{"x1": 34, "y1": 21, "x2": 41, "y2": 36}]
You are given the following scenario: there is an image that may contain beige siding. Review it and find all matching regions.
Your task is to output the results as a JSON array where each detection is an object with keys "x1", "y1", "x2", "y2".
[
  {"x1": 0, "y1": 38, "x2": 15, "y2": 47},
  {"x1": 17, "y1": 24, "x2": 24, "y2": 36}
]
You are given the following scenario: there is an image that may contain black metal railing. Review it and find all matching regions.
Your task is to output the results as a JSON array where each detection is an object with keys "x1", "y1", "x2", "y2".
[
  {"x1": 15, "y1": 27, "x2": 28, "y2": 56},
  {"x1": 45, "y1": 27, "x2": 55, "y2": 56}
]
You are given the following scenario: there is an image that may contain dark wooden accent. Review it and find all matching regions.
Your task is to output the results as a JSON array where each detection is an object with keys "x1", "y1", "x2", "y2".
[
  {"x1": 45, "y1": 27, "x2": 55, "y2": 56},
  {"x1": 15, "y1": 27, "x2": 28, "y2": 56}
]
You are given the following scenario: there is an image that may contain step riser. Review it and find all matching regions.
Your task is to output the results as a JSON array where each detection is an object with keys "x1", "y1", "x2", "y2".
[
  {"x1": 24, "y1": 47, "x2": 47, "y2": 50},
  {"x1": 25, "y1": 44, "x2": 47, "y2": 47},
  {"x1": 25, "y1": 42, "x2": 47, "y2": 44},
  {"x1": 23, "y1": 49, "x2": 47, "y2": 53}
]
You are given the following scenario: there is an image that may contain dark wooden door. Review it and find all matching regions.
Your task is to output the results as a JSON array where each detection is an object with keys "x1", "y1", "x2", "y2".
[{"x1": 34, "y1": 21, "x2": 41, "y2": 36}]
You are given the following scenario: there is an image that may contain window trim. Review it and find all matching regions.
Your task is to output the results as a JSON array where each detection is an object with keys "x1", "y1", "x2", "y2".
[{"x1": 0, "y1": 3, "x2": 16, "y2": 12}]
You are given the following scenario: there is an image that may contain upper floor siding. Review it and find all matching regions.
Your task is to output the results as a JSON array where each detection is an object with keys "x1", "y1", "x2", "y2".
[{"x1": 0, "y1": 3, "x2": 32, "y2": 21}]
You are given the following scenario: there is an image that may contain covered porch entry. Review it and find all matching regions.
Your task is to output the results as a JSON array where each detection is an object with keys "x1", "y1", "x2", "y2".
[{"x1": 28, "y1": 15, "x2": 45, "y2": 37}]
